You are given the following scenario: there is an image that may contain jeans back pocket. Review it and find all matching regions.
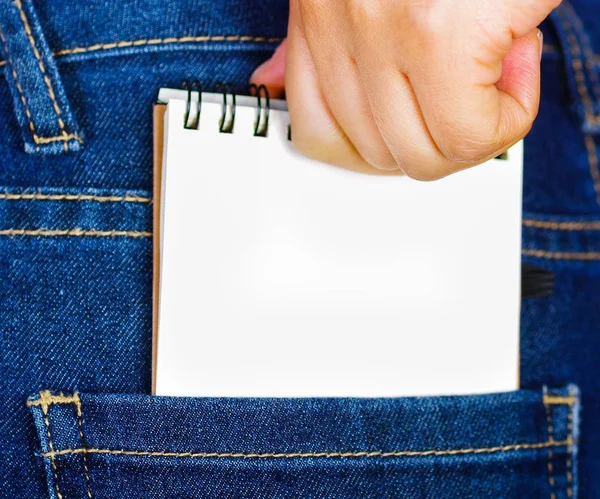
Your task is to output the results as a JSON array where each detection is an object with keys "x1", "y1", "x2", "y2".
[{"x1": 28, "y1": 387, "x2": 580, "y2": 498}]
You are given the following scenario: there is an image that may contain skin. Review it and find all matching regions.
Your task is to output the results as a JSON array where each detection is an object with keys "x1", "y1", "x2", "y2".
[{"x1": 251, "y1": 0, "x2": 562, "y2": 180}]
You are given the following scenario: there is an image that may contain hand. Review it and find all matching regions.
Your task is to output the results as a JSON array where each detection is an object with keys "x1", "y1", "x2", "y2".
[{"x1": 251, "y1": 0, "x2": 560, "y2": 179}]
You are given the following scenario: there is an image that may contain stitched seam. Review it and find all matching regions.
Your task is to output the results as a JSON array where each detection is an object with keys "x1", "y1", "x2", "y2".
[
  {"x1": 28, "y1": 392, "x2": 80, "y2": 408},
  {"x1": 0, "y1": 35, "x2": 283, "y2": 68},
  {"x1": 14, "y1": 0, "x2": 68, "y2": 150},
  {"x1": 563, "y1": 1, "x2": 600, "y2": 103},
  {"x1": 73, "y1": 393, "x2": 93, "y2": 499},
  {"x1": 0, "y1": 29, "x2": 82, "y2": 147},
  {"x1": 0, "y1": 27, "x2": 39, "y2": 152},
  {"x1": 522, "y1": 249, "x2": 600, "y2": 261},
  {"x1": 523, "y1": 219, "x2": 600, "y2": 231},
  {"x1": 584, "y1": 134, "x2": 600, "y2": 206},
  {"x1": 38, "y1": 400, "x2": 65, "y2": 499},
  {"x1": 0, "y1": 229, "x2": 151, "y2": 237},
  {"x1": 543, "y1": 395, "x2": 578, "y2": 406},
  {"x1": 41, "y1": 440, "x2": 573, "y2": 460},
  {"x1": 555, "y1": 6, "x2": 600, "y2": 126},
  {"x1": 0, "y1": 192, "x2": 151, "y2": 203},
  {"x1": 53, "y1": 35, "x2": 284, "y2": 57},
  {"x1": 544, "y1": 397, "x2": 556, "y2": 499},
  {"x1": 566, "y1": 389, "x2": 575, "y2": 498}
]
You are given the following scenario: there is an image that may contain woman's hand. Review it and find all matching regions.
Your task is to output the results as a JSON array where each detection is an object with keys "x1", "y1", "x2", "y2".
[{"x1": 251, "y1": 0, "x2": 560, "y2": 179}]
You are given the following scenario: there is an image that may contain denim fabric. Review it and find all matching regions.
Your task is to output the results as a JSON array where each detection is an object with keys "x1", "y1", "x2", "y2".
[
  {"x1": 0, "y1": 0, "x2": 83, "y2": 154},
  {"x1": 27, "y1": 388, "x2": 579, "y2": 498},
  {"x1": 0, "y1": 0, "x2": 598, "y2": 497}
]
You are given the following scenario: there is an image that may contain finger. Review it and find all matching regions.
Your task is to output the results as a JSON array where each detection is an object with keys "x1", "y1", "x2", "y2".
[
  {"x1": 404, "y1": 16, "x2": 539, "y2": 171},
  {"x1": 494, "y1": 29, "x2": 543, "y2": 149},
  {"x1": 250, "y1": 40, "x2": 287, "y2": 99},
  {"x1": 285, "y1": 0, "x2": 391, "y2": 175},
  {"x1": 296, "y1": 1, "x2": 398, "y2": 171},
  {"x1": 348, "y1": 4, "x2": 456, "y2": 179}
]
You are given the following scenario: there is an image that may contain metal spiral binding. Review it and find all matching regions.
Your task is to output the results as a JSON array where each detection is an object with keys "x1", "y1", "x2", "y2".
[
  {"x1": 248, "y1": 83, "x2": 270, "y2": 137},
  {"x1": 214, "y1": 82, "x2": 236, "y2": 134},
  {"x1": 181, "y1": 81, "x2": 273, "y2": 137},
  {"x1": 181, "y1": 80, "x2": 202, "y2": 130}
]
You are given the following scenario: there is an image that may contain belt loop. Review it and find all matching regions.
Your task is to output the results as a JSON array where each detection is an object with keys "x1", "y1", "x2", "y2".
[
  {"x1": 0, "y1": 0, "x2": 84, "y2": 155},
  {"x1": 549, "y1": 1, "x2": 600, "y2": 135}
]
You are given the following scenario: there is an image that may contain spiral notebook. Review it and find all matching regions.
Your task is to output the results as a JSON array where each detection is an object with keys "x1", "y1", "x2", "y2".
[{"x1": 152, "y1": 85, "x2": 523, "y2": 398}]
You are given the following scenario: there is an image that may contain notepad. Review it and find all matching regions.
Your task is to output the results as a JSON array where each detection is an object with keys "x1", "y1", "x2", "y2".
[{"x1": 153, "y1": 87, "x2": 523, "y2": 397}]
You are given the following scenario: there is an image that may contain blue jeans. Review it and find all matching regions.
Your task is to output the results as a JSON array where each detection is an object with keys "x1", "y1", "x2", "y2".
[{"x1": 0, "y1": 0, "x2": 598, "y2": 497}]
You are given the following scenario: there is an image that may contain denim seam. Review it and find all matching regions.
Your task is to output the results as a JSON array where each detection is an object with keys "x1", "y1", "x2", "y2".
[
  {"x1": 73, "y1": 393, "x2": 93, "y2": 499},
  {"x1": 0, "y1": 34, "x2": 283, "y2": 68},
  {"x1": 0, "y1": 229, "x2": 151, "y2": 237},
  {"x1": 544, "y1": 397, "x2": 556, "y2": 499},
  {"x1": 40, "y1": 440, "x2": 573, "y2": 461},
  {"x1": 522, "y1": 219, "x2": 600, "y2": 231},
  {"x1": 40, "y1": 403, "x2": 65, "y2": 499},
  {"x1": 0, "y1": 191, "x2": 151, "y2": 203},
  {"x1": 555, "y1": 4, "x2": 600, "y2": 126},
  {"x1": 583, "y1": 134, "x2": 600, "y2": 206},
  {"x1": 0, "y1": 28, "x2": 82, "y2": 150},
  {"x1": 14, "y1": 0, "x2": 68, "y2": 150},
  {"x1": 566, "y1": 388, "x2": 575, "y2": 498},
  {"x1": 562, "y1": 2, "x2": 600, "y2": 103},
  {"x1": 522, "y1": 249, "x2": 600, "y2": 261}
]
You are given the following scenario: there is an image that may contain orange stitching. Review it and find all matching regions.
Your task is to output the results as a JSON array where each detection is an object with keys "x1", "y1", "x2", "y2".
[
  {"x1": 14, "y1": 0, "x2": 69, "y2": 150},
  {"x1": 0, "y1": 28, "x2": 82, "y2": 148},
  {"x1": 73, "y1": 393, "x2": 93, "y2": 499},
  {"x1": 0, "y1": 229, "x2": 151, "y2": 237},
  {"x1": 523, "y1": 219, "x2": 600, "y2": 231},
  {"x1": 544, "y1": 396, "x2": 556, "y2": 499},
  {"x1": 52, "y1": 35, "x2": 284, "y2": 57},
  {"x1": 0, "y1": 27, "x2": 39, "y2": 152},
  {"x1": 562, "y1": 1, "x2": 600, "y2": 103},
  {"x1": 555, "y1": 6, "x2": 600, "y2": 126},
  {"x1": 0, "y1": 191, "x2": 151, "y2": 203},
  {"x1": 0, "y1": 35, "x2": 282, "y2": 67},
  {"x1": 41, "y1": 439, "x2": 573, "y2": 460},
  {"x1": 584, "y1": 134, "x2": 600, "y2": 206},
  {"x1": 27, "y1": 392, "x2": 80, "y2": 409},
  {"x1": 543, "y1": 395, "x2": 577, "y2": 406},
  {"x1": 522, "y1": 249, "x2": 600, "y2": 261}
]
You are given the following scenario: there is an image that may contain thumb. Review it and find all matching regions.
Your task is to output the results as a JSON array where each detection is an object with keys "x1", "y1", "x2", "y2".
[
  {"x1": 495, "y1": 29, "x2": 544, "y2": 146},
  {"x1": 250, "y1": 39, "x2": 287, "y2": 98}
]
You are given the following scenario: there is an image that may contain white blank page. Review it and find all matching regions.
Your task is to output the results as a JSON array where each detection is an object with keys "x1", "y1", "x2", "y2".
[{"x1": 155, "y1": 96, "x2": 522, "y2": 397}]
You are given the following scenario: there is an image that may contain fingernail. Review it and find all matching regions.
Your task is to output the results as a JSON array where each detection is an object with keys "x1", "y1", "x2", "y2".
[{"x1": 537, "y1": 29, "x2": 544, "y2": 61}]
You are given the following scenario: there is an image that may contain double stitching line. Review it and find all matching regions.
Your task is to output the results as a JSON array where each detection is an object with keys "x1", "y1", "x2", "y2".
[
  {"x1": 30, "y1": 391, "x2": 65, "y2": 499},
  {"x1": 555, "y1": 3, "x2": 600, "y2": 126},
  {"x1": 28, "y1": 392, "x2": 93, "y2": 498},
  {"x1": 554, "y1": 4, "x2": 600, "y2": 206},
  {"x1": 566, "y1": 388, "x2": 576, "y2": 498},
  {"x1": 0, "y1": 18, "x2": 82, "y2": 149},
  {"x1": 543, "y1": 394, "x2": 557, "y2": 499},
  {"x1": 73, "y1": 393, "x2": 93, "y2": 499},
  {"x1": 13, "y1": 0, "x2": 82, "y2": 152}
]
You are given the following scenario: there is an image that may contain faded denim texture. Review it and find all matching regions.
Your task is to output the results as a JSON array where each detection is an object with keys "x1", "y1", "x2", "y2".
[{"x1": 0, "y1": 0, "x2": 598, "y2": 497}]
